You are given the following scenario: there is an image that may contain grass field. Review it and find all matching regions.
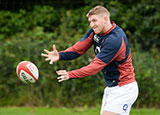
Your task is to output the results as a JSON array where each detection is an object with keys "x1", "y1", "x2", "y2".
[{"x1": 0, "y1": 107, "x2": 160, "y2": 115}]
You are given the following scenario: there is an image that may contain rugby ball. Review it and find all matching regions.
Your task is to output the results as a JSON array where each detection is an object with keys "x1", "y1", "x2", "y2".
[{"x1": 16, "y1": 61, "x2": 39, "y2": 84}]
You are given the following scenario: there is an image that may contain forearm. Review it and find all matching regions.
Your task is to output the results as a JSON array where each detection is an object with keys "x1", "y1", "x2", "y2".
[
  {"x1": 59, "y1": 40, "x2": 93, "y2": 60},
  {"x1": 59, "y1": 52, "x2": 80, "y2": 60},
  {"x1": 68, "y1": 57, "x2": 106, "y2": 78}
]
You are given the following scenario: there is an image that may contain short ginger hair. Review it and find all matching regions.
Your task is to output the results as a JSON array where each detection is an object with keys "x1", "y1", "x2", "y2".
[{"x1": 86, "y1": 5, "x2": 110, "y2": 18}]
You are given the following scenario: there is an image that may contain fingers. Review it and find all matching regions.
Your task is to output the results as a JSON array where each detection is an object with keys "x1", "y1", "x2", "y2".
[
  {"x1": 56, "y1": 70, "x2": 66, "y2": 73},
  {"x1": 53, "y1": 44, "x2": 57, "y2": 52},
  {"x1": 56, "y1": 70, "x2": 67, "y2": 75},
  {"x1": 57, "y1": 76, "x2": 65, "y2": 82},
  {"x1": 44, "y1": 49, "x2": 50, "y2": 54},
  {"x1": 49, "y1": 61, "x2": 53, "y2": 65},
  {"x1": 57, "y1": 76, "x2": 65, "y2": 80},
  {"x1": 57, "y1": 76, "x2": 68, "y2": 82},
  {"x1": 57, "y1": 76, "x2": 64, "y2": 82},
  {"x1": 41, "y1": 55, "x2": 53, "y2": 64},
  {"x1": 56, "y1": 70, "x2": 69, "y2": 82},
  {"x1": 41, "y1": 49, "x2": 50, "y2": 57},
  {"x1": 45, "y1": 58, "x2": 50, "y2": 61},
  {"x1": 41, "y1": 53, "x2": 49, "y2": 57}
]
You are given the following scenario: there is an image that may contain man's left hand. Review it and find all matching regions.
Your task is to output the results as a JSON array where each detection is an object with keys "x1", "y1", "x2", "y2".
[{"x1": 56, "y1": 70, "x2": 69, "y2": 82}]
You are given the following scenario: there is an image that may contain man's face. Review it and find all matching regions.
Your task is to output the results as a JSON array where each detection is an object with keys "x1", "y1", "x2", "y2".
[{"x1": 88, "y1": 14, "x2": 106, "y2": 34}]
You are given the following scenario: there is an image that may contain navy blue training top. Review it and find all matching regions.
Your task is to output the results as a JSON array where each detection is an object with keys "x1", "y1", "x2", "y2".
[{"x1": 59, "y1": 22, "x2": 135, "y2": 87}]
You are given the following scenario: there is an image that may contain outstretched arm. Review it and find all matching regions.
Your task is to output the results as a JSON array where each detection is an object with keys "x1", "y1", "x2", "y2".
[
  {"x1": 41, "y1": 29, "x2": 94, "y2": 62},
  {"x1": 59, "y1": 29, "x2": 94, "y2": 60},
  {"x1": 56, "y1": 57, "x2": 107, "y2": 82}
]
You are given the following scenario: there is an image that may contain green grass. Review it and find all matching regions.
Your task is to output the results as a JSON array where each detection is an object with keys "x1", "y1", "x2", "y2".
[{"x1": 0, "y1": 107, "x2": 160, "y2": 115}]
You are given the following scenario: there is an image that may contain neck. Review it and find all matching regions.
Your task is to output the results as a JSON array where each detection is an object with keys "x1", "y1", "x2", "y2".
[
  {"x1": 100, "y1": 21, "x2": 115, "y2": 36},
  {"x1": 105, "y1": 22, "x2": 113, "y2": 32},
  {"x1": 100, "y1": 22, "x2": 112, "y2": 35}
]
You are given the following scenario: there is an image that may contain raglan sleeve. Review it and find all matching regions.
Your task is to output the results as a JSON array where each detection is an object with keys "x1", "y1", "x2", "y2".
[
  {"x1": 96, "y1": 36, "x2": 123, "y2": 64},
  {"x1": 59, "y1": 29, "x2": 94, "y2": 60}
]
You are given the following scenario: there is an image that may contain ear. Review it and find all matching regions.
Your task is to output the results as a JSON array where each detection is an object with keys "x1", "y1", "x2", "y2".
[{"x1": 104, "y1": 16, "x2": 108, "y2": 21}]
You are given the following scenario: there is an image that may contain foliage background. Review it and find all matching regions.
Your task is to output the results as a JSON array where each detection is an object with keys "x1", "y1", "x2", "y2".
[{"x1": 0, "y1": 0, "x2": 160, "y2": 108}]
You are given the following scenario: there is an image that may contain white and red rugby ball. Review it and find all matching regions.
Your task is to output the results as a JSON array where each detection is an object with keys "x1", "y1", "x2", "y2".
[{"x1": 16, "y1": 61, "x2": 39, "y2": 84}]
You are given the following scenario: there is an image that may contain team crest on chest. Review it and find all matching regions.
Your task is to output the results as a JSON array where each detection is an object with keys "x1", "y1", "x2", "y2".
[{"x1": 94, "y1": 34, "x2": 99, "y2": 43}]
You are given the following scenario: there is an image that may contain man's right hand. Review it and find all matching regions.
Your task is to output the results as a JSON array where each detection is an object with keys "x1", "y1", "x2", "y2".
[{"x1": 41, "y1": 44, "x2": 60, "y2": 64}]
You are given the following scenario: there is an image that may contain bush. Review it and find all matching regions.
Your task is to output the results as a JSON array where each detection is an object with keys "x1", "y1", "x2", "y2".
[{"x1": 132, "y1": 46, "x2": 160, "y2": 108}]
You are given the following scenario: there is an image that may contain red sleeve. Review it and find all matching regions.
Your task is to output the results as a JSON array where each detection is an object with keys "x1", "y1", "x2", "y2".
[
  {"x1": 61, "y1": 32, "x2": 94, "y2": 55},
  {"x1": 68, "y1": 57, "x2": 107, "y2": 78}
]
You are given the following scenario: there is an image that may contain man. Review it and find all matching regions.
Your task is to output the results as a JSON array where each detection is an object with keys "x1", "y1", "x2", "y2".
[{"x1": 41, "y1": 5, "x2": 139, "y2": 115}]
